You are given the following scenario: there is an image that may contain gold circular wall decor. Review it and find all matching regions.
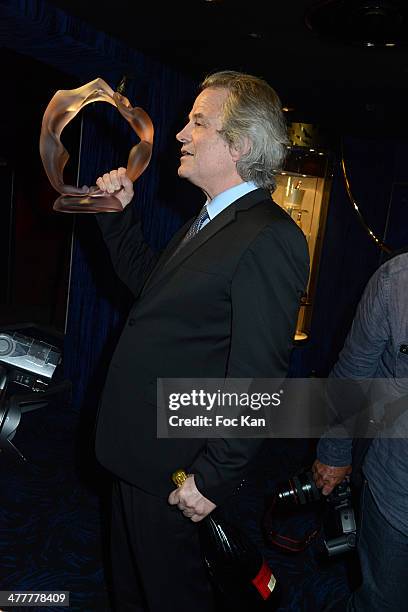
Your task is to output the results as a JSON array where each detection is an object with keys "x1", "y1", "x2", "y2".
[{"x1": 39, "y1": 78, "x2": 154, "y2": 213}]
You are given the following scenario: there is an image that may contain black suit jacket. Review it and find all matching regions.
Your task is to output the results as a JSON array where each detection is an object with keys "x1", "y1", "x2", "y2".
[{"x1": 95, "y1": 188, "x2": 309, "y2": 504}]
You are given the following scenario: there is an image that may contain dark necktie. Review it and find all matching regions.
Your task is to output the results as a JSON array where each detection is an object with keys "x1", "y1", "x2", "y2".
[
  {"x1": 183, "y1": 204, "x2": 210, "y2": 243},
  {"x1": 170, "y1": 204, "x2": 210, "y2": 259}
]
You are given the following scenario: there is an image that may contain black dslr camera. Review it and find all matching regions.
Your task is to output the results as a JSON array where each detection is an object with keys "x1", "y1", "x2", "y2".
[{"x1": 267, "y1": 470, "x2": 356, "y2": 557}]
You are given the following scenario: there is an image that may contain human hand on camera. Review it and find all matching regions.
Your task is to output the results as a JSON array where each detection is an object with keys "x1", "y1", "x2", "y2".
[
  {"x1": 312, "y1": 459, "x2": 352, "y2": 496},
  {"x1": 96, "y1": 167, "x2": 134, "y2": 208}
]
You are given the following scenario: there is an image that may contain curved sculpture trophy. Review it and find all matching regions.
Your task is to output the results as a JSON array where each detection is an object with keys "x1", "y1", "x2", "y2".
[{"x1": 39, "y1": 78, "x2": 154, "y2": 213}]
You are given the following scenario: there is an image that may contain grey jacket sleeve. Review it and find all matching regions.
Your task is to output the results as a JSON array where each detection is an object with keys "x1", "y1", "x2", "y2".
[{"x1": 318, "y1": 265, "x2": 390, "y2": 466}]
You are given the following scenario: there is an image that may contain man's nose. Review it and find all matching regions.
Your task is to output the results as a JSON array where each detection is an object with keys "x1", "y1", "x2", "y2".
[{"x1": 176, "y1": 124, "x2": 190, "y2": 142}]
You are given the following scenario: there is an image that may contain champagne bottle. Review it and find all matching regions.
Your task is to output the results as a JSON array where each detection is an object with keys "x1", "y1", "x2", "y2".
[{"x1": 172, "y1": 469, "x2": 281, "y2": 607}]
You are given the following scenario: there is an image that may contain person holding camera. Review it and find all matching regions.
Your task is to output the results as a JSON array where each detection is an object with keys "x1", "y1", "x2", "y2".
[{"x1": 313, "y1": 251, "x2": 408, "y2": 611}]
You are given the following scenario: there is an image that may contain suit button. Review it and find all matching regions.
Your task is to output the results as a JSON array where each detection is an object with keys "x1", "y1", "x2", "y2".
[{"x1": 128, "y1": 318, "x2": 136, "y2": 327}]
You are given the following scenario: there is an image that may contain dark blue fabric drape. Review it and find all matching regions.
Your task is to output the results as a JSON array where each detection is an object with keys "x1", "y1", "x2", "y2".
[
  {"x1": 290, "y1": 135, "x2": 408, "y2": 377},
  {"x1": 0, "y1": 0, "x2": 200, "y2": 411},
  {"x1": 0, "y1": 5, "x2": 203, "y2": 607}
]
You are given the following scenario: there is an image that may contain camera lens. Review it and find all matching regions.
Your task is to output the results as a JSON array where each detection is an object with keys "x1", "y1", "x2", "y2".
[
  {"x1": 275, "y1": 471, "x2": 321, "y2": 506},
  {"x1": 0, "y1": 335, "x2": 15, "y2": 357}
]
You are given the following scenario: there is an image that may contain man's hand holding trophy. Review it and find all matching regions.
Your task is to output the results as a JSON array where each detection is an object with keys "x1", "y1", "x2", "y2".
[{"x1": 39, "y1": 77, "x2": 153, "y2": 213}]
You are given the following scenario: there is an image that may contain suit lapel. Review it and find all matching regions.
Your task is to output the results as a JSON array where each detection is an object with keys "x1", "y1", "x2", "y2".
[
  {"x1": 140, "y1": 188, "x2": 270, "y2": 298},
  {"x1": 141, "y1": 204, "x2": 236, "y2": 297},
  {"x1": 140, "y1": 218, "x2": 192, "y2": 295}
]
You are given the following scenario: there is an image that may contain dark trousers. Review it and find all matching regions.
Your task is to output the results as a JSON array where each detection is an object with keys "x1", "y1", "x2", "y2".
[
  {"x1": 110, "y1": 479, "x2": 215, "y2": 612},
  {"x1": 347, "y1": 481, "x2": 408, "y2": 611},
  {"x1": 325, "y1": 481, "x2": 408, "y2": 611}
]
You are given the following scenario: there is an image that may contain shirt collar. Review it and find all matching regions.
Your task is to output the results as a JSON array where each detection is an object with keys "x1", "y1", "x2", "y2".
[{"x1": 206, "y1": 182, "x2": 258, "y2": 221}]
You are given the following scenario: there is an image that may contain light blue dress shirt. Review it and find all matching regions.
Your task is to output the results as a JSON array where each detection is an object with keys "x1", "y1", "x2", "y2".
[{"x1": 200, "y1": 181, "x2": 258, "y2": 230}]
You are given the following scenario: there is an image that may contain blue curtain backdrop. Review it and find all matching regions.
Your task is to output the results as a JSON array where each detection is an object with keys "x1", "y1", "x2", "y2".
[
  {"x1": 0, "y1": 0, "x2": 200, "y2": 413},
  {"x1": 290, "y1": 135, "x2": 408, "y2": 377},
  {"x1": 0, "y1": 2, "x2": 200, "y2": 609}
]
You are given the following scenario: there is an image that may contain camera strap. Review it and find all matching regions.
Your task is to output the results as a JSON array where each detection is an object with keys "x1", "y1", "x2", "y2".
[
  {"x1": 263, "y1": 495, "x2": 320, "y2": 553},
  {"x1": 267, "y1": 527, "x2": 321, "y2": 553}
]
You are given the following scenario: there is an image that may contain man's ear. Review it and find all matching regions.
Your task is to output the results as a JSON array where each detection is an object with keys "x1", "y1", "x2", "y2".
[{"x1": 230, "y1": 137, "x2": 252, "y2": 161}]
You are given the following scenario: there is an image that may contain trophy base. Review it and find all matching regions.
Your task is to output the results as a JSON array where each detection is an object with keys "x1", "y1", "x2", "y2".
[{"x1": 53, "y1": 194, "x2": 123, "y2": 213}]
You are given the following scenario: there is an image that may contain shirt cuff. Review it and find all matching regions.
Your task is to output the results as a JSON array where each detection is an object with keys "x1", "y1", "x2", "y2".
[{"x1": 317, "y1": 437, "x2": 352, "y2": 466}]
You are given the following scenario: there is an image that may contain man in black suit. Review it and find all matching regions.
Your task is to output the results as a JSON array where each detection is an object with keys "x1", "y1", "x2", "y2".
[{"x1": 95, "y1": 71, "x2": 309, "y2": 611}]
